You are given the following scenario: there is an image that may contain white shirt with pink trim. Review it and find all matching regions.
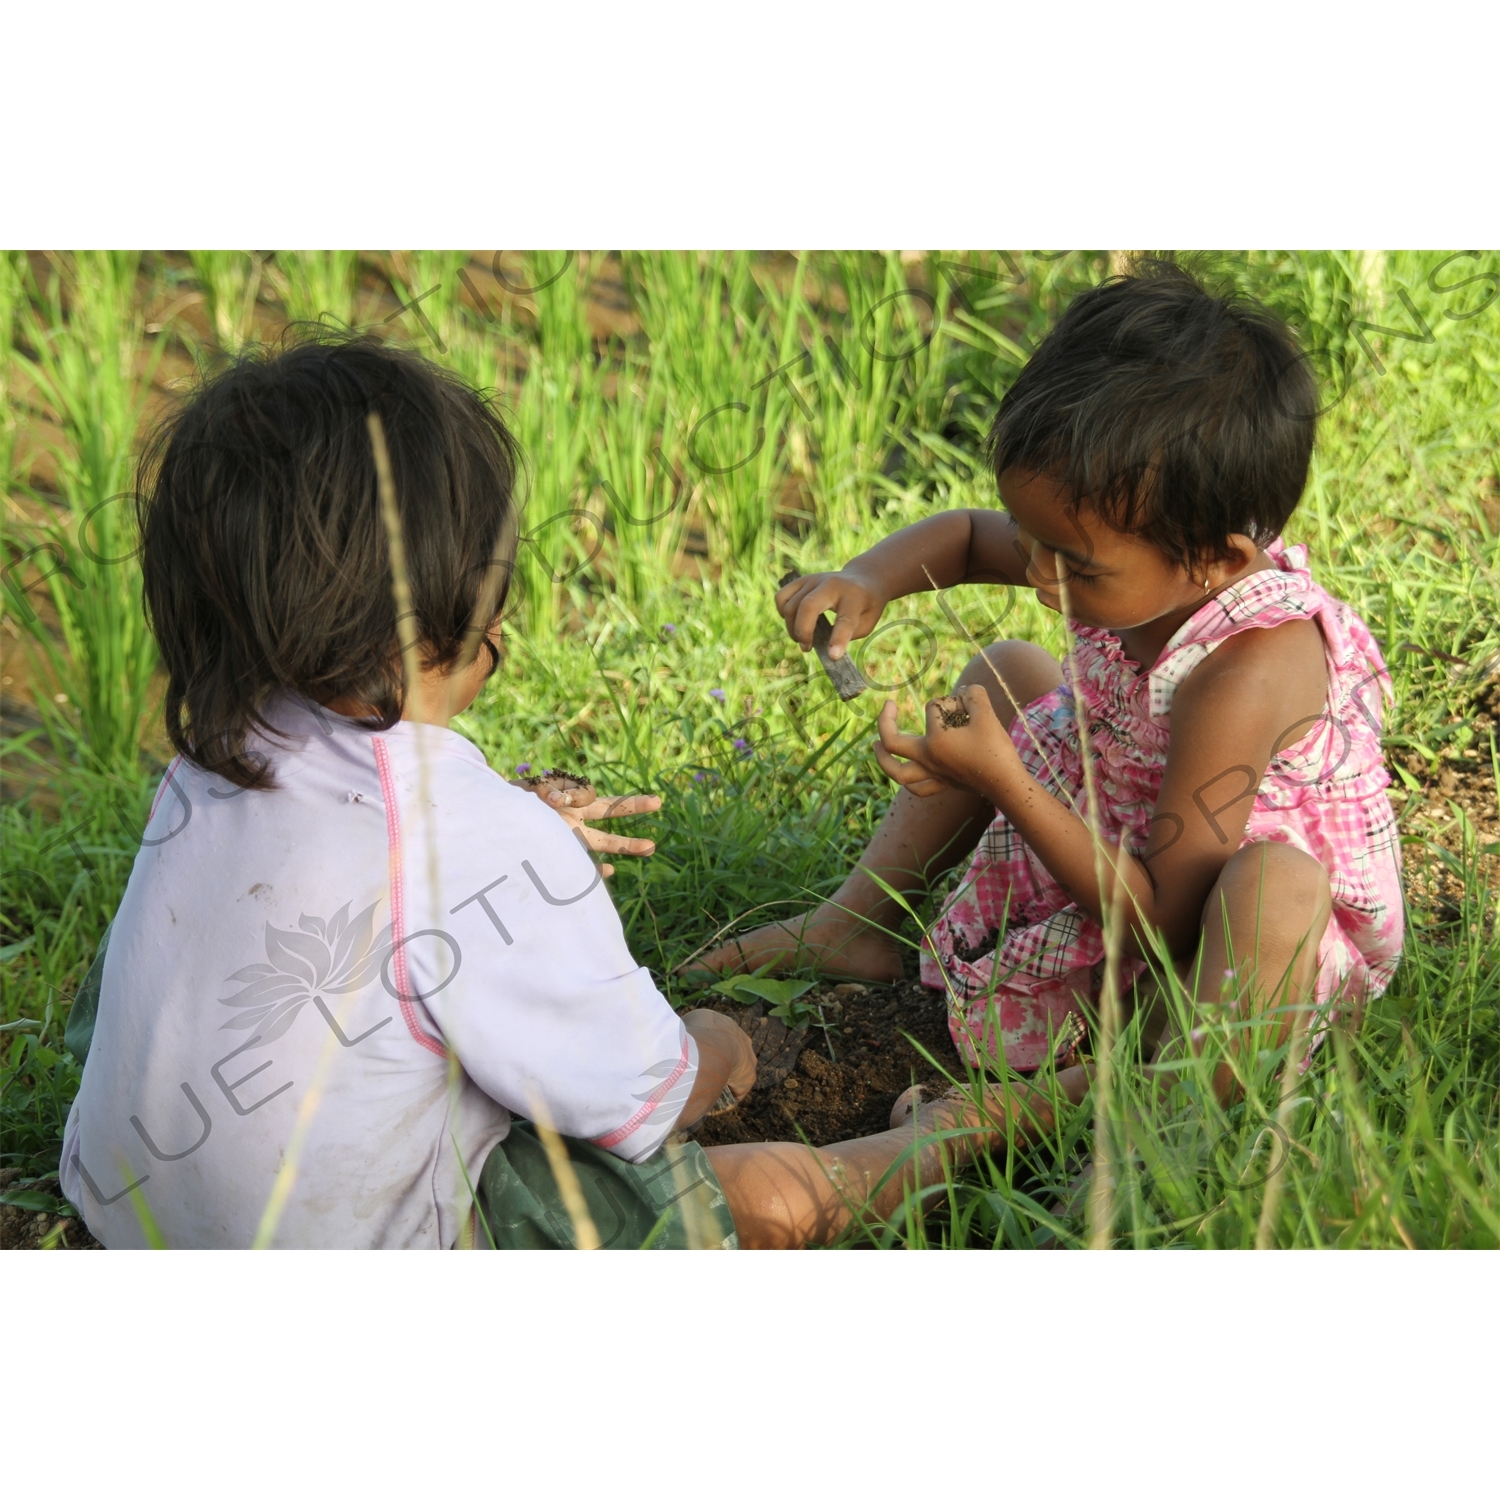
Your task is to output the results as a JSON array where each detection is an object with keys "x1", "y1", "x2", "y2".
[{"x1": 60, "y1": 697, "x2": 698, "y2": 1248}]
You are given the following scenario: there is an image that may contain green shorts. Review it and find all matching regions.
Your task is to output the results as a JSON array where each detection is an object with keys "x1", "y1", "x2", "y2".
[{"x1": 476, "y1": 1123, "x2": 739, "y2": 1250}]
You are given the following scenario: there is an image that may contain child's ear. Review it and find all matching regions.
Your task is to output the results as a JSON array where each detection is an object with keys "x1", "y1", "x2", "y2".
[{"x1": 1203, "y1": 534, "x2": 1261, "y2": 587}]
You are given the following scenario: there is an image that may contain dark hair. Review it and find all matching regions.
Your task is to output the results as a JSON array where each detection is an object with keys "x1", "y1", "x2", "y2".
[
  {"x1": 138, "y1": 331, "x2": 520, "y2": 789},
  {"x1": 986, "y1": 260, "x2": 1317, "y2": 570}
]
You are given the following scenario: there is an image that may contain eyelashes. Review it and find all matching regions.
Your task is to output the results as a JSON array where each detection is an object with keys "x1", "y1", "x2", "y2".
[{"x1": 1024, "y1": 543, "x2": 1101, "y2": 589}]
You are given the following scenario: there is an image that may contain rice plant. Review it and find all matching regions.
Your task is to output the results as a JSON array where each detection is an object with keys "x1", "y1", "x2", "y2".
[
  {"x1": 267, "y1": 249, "x2": 362, "y2": 329},
  {"x1": 0, "y1": 251, "x2": 23, "y2": 493},
  {"x1": 442, "y1": 256, "x2": 607, "y2": 636},
  {"x1": 4, "y1": 252, "x2": 163, "y2": 775},
  {"x1": 187, "y1": 250, "x2": 265, "y2": 352},
  {"x1": 620, "y1": 251, "x2": 799, "y2": 570},
  {"x1": 386, "y1": 250, "x2": 469, "y2": 351}
]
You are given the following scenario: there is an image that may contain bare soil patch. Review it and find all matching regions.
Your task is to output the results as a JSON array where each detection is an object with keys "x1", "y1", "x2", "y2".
[{"x1": 692, "y1": 979, "x2": 962, "y2": 1150}]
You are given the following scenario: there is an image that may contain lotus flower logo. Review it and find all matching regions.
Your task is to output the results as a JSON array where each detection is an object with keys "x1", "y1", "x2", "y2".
[{"x1": 219, "y1": 901, "x2": 393, "y2": 1049}]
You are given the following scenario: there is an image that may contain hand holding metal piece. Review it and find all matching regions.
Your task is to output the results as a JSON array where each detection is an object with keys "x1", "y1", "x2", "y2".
[{"x1": 777, "y1": 570, "x2": 869, "y2": 702}]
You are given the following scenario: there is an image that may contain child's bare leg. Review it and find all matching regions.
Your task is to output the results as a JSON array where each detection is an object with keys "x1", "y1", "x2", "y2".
[
  {"x1": 706, "y1": 1063, "x2": 1090, "y2": 1248},
  {"x1": 1156, "y1": 841, "x2": 1332, "y2": 1100},
  {"x1": 1035, "y1": 848, "x2": 1333, "y2": 1233},
  {"x1": 1125, "y1": 957, "x2": 1195, "y2": 1055},
  {"x1": 689, "y1": 642, "x2": 1063, "y2": 982},
  {"x1": 720, "y1": 846, "x2": 1334, "y2": 1250}
]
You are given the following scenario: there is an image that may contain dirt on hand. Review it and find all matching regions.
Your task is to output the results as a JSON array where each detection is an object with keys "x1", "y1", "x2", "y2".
[
  {"x1": 933, "y1": 695, "x2": 971, "y2": 728},
  {"x1": 520, "y1": 768, "x2": 594, "y2": 795}
]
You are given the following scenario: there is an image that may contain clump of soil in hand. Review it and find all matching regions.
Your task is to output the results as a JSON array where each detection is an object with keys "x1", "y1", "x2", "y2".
[
  {"x1": 933, "y1": 695, "x2": 970, "y2": 729},
  {"x1": 691, "y1": 979, "x2": 963, "y2": 1148},
  {"x1": 521, "y1": 768, "x2": 594, "y2": 796}
]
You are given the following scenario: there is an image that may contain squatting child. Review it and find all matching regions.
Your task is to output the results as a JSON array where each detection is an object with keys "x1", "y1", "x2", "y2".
[
  {"x1": 701, "y1": 262, "x2": 1404, "y2": 1120},
  {"x1": 61, "y1": 333, "x2": 980, "y2": 1249}
]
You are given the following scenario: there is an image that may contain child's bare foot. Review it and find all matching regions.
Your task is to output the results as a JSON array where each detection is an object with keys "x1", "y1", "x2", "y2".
[
  {"x1": 889, "y1": 1083, "x2": 976, "y2": 1131},
  {"x1": 891, "y1": 1065, "x2": 1090, "y2": 1137},
  {"x1": 890, "y1": 1083, "x2": 925, "y2": 1129},
  {"x1": 685, "y1": 904, "x2": 904, "y2": 984}
]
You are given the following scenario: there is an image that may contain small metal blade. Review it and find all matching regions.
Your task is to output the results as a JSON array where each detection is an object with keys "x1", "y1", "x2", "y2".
[
  {"x1": 812, "y1": 615, "x2": 868, "y2": 701},
  {"x1": 779, "y1": 568, "x2": 868, "y2": 701}
]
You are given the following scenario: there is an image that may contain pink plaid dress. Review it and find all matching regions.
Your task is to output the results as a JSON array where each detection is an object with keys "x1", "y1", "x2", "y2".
[{"x1": 919, "y1": 540, "x2": 1405, "y2": 1071}]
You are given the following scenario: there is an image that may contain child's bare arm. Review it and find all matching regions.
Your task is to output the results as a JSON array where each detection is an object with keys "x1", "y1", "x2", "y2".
[
  {"x1": 874, "y1": 619, "x2": 1328, "y2": 959},
  {"x1": 1132, "y1": 619, "x2": 1327, "y2": 954},
  {"x1": 776, "y1": 509, "x2": 1031, "y2": 660}
]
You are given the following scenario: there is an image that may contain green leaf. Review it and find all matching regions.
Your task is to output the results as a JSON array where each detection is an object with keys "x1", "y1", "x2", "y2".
[
  {"x1": 0, "y1": 1189, "x2": 72, "y2": 1214},
  {"x1": 708, "y1": 974, "x2": 816, "y2": 1008},
  {"x1": 0, "y1": 937, "x2": 35, "y2": 963}
]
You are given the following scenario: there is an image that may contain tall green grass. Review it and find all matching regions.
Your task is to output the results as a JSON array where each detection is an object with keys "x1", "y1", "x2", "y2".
[
  {"x1": 4, "y1": 252, "x2": 162, "y2": 775},
  {"x1": 2, "y1": 250, "x2": 1496, "y2": 1246},
  {"x1": 268, "y1": 249, "x2": 362, "y2": 329},
  {"x1": 187, "y1": 251, "x2": 266, "y2": 352},
  {"x1": 0, "y1": 251, "x2": 22, "y2": 495}
]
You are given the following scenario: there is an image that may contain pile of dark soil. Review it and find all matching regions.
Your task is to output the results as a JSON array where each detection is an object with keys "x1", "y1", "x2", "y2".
[{"x1": 692, "y1": 979, "x2": 962, "y2": 1150}]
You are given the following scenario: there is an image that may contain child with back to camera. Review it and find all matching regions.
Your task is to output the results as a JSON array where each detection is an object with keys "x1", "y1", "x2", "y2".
[
  {"x1": 62, "y1": 330, "x2": 1045, "y2": 1250},
  {"x1": 699, "y1": 262, "x2": 1405, "y2": 1119}
]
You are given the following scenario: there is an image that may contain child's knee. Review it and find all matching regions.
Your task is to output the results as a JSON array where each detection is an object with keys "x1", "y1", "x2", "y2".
[
  {"x1": 706, "y1": 1141, "x2": 839, "y2": 1249},
  {"x1": 1212, "y1": 841, "x2": 1331, "y2": 935},
  {"x1": 955, "y1": 640, "x2": 1062, "y2": 728}
]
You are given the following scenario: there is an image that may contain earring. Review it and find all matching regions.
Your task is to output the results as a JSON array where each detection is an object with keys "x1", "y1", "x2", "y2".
[{"x1": 1202, "y1": 578, "x2": 1211, "y2": 591}]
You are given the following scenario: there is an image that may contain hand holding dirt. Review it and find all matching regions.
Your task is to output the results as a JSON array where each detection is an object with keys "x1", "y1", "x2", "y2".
[
  {"x1": 932, "y1": 695, "x2": 971, "y2": 728},
  {"x1": 873, "y1": 687, "x2": 1021, "y2": 801},
  {"x1": 520, "y1": 770, "x2": 662, "y2": 876},
  {"x1": 520, "y1": 767, "x2": 594, "y2": 802}
]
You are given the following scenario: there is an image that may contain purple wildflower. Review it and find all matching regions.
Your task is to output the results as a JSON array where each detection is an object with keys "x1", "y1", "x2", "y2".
[
  {"x1": 516, "y1": 762, "x2": 531, "y2": 775},
  {"x1": 732, "y1": 737, "x2": 751, "y2": 756},
  {"x1": 661, "y1": 622, "x2": 677, "y2": 636},
  {"x1": 709, "y1": 688, "x2": 726, "y2": 702}
]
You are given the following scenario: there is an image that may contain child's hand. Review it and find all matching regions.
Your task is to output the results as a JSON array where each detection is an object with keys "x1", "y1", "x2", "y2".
[
  {"x1": 522, "y1": 774, "x2": 662, "y2": 878},
  {"x1": 872, "y1": 686, "x2": 1020, "y2": 801},
  {"x1": 682, "y1": 1008, "x2": 757, "y2": 1103},
  {"x1": 775, "y1": 569, "x2": 888, "y2": 661}
]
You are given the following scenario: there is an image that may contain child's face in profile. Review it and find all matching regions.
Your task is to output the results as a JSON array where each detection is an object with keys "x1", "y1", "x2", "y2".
[
  {"x1": 322, "y1": 619, "x2": 504, "y2": 725},
  {"x1": 433, "y1": 619, "x2": 505, "y2": 720},
  {"x1": 1000, "y1": 466, "x2": 1255, "y2": 633}
]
